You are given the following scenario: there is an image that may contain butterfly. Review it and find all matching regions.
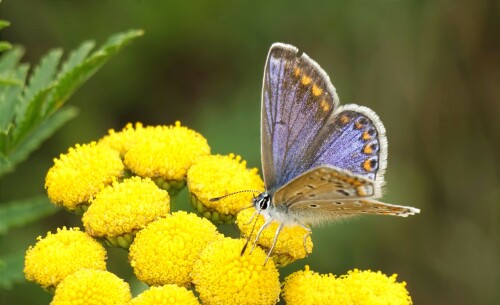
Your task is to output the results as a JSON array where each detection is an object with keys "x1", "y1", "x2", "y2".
[{"x1": 249, "y1": 42, "x2": 420, "y2": 258}]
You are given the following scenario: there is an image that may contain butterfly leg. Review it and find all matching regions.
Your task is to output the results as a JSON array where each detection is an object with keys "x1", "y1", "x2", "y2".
[
  {"x1": 250, "y1": 220, "x2": 272, "y2": 254},
  {"x1": 265, "y1": 223, "x2": 284, "y2": 265},
  {"x1": 297, "y1": 222, "x2": 312, "y2": 255}
]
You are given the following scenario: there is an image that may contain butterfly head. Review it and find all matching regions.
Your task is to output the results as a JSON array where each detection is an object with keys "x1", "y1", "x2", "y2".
[{"x1": 253, "y1": 192, "x2": 271, "y2": 212}]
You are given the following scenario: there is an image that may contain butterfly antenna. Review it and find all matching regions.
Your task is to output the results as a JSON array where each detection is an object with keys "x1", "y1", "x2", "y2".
[{"x1": 209, "y1": 190, "x2": 261, "y2": 202}]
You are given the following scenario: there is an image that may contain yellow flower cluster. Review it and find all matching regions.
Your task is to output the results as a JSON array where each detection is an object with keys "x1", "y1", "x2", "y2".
[
  {"x1": 236, "y1": 208, "x2": 313, "y2": 267},
  {"x1": 282, "y1": 266, "x2": 413, "y2": 305},
  {"x1": 187, "y1": 153, "x2": 264, "y2": 224},
  {"x1": 27, "y1": 121, "x2": 415, "y2": 305}
]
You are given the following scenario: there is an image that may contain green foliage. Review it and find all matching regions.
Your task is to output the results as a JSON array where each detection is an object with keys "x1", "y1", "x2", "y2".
[
  {"x1": 0, "y1": 27, "x2": 144, "y2": 177},
  {"x1": 0, "y1": 20, "x2": 143, "y2": 291}
]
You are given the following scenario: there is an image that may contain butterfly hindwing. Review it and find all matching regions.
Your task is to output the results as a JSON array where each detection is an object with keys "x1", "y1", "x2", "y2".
[{"x1": 261, "y1": 43, "x2": 340, "y2": 193}]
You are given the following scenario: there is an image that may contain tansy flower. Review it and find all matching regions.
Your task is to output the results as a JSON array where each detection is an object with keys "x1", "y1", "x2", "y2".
[
  {"x1": 339, "y1": 269, "x2": 413, "y2": 305},
  {"x1": 236, "y1": 208, "x2": 313, "y2": 267},
  {"x1": 51, "y1": 269, "x2": 131, "y2": 305},
  {"x1": 128, "y1": 285, "x2": 200, "y2": 305},
  {"x1": 82, "y1": 176, "x2": 170, "y2": 248},
  {"x1": 123, "y1": 121, "x2": 210, "y2": 196},
  {"x1": 282, "y1": 266, "x2": 413, "y2": 305},
  {"x1": 129, "y1": 211, "x2": 221, "y2": 287},
  {"x1": 45, "y1": 142, "x2": 124, "y2": 213},
  {"x1": 99, "y1": 122, "x2": 146, "y2": 157},
  {"x1": 24, "y1": 227, "x2": 107, "y2": 290},
  {"x1": 191, "y1": 237, "x2": 280, "y2": 305},
  {"x1": 187, "y1": 154, "x2": 264, "y2": 224}
]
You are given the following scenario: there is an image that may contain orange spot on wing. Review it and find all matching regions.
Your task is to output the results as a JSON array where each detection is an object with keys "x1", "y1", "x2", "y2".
[
  {"x1": 320, "y1": 99, "x2": 330, "y2": 112},
  {"x1": 294, "y1": 67, "x2": 301, "y2": 77},
  {"x1": 312, "y1": 84, "x2": 323, "y2": 96},
  {"x1": 355, "y1": 121, "x2": 364, "y2": 129},
  {"x1": 363, "y1": 159, "x2": 374, "y2": 171},
  {"x1": 340, "y1": 115, "x2": 350, "y2": 124},
  {"x1": 363, "y1": 144, "x2": 373, "y2": 154},
  {"x1": 362, "y1": 130, "x2": 372, "y2": 140},
  {"x1": 301, "y1": 75, "x2": 312, "y2": 85}
]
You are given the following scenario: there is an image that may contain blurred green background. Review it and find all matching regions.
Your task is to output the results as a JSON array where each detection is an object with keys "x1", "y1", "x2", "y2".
[{"x1": 1, "y1": 1, "x2": 499, "y2": 304}]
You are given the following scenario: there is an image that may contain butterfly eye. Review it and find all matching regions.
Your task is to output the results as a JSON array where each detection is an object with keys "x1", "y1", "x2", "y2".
[{"x1": 259, "y1": 199, "x2": 269, "y2": 210}]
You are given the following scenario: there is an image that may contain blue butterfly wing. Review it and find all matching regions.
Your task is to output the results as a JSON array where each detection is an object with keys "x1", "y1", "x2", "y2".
[
  {"x1": 261, "y1": 43, "x2": 388, "y2": 196},
  {"x1": 261, "y1": 43, "x2": 340, "y2": 193}
]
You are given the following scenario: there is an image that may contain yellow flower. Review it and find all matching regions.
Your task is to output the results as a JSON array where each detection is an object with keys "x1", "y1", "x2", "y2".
[
  {"x1": 82, "y1": 177, "x2": 170, "y2": 248},
  {"x1": 129, "y1": 211, "x2": 221, "y2": 287},
  {"x1": 51, "y1": 269, "x2": 131, "y2": 305},
  {"x1": 282, "y1": 266, "x2": 413, "y2": 305},
  {"x1": 191, "y1": 237, "x2": 280, "y2": 305},
  {"x1": 236, "y1": 208, "x2": 312, "y2": 267},
  {"x1": 128, "y1": 285, "x2": 200, "y2": 305},
  {"x1": 99, "y1": 122, "x2": 145, "y2": 157},
  {"x1": 24, "y1": 227, "x2": 107, "y2": 289},
  {"x1": 340, "y1": 269, "x2": 413, "y2": 305},
  {"x1": 123, "y1": 121, "x2": 210, "y2": 195},
  {"x1": 187, "y1": 154, "x2": 264, "y2": 224},
  {"x1": 282, "y1": 265, "x2": 341, "y2": 304},
  {"x1": 45, "y1": 142, "x2": 124, "y2": 212}
]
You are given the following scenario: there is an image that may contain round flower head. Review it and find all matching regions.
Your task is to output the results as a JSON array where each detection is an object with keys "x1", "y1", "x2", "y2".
[
  {"x1": 128, "y1": 285, "x2": 200, "y2": 305},
  {"x1": 51, "y1": 269, "x2": 131, "y2": 305},
  {"x1": 45, "y1": 142, "x2": 124, "y2": 213},
  {"x1": 191, "y1": 237, "x2": 280, "y2": 305},
  {"x1": 129, "y1": 211, "x2": 221, "y2": 287},
  {"x1": 83, "y1": 176, "x2": 170, "y2": 248},
  {"x1": 339, "y1": 269, "x2": 413, "y2": 305},
  {"x1": 24, "y1": 227, "x2": 106, "y2": 290},
  {"x1": 282, "y1": 266, "x2": 413, "y2": 305},
  {"x1": 236, "y1": 208, "x2": 313, "y2": 267},
  {"x1": 282, "y1": 265, "x2": 341, "y2": 305},
  {"x1": 123, "y1": 121, "x2": 210, "y2": 197},
  {"x1": 187, "y1": 154, "x2": 264, "y2": 224}
]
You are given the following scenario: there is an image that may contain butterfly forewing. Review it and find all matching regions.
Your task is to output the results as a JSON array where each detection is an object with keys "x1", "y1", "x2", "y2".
[{"x1": 261, "y1": 43, "x2": 340, "y2": 193}]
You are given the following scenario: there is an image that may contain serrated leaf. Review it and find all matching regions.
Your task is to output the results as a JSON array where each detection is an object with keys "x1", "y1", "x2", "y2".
[
  {"x1": 0, "y1": 196, "x2": 58, "y2": 235},
  {"x1": 58, "y1": 41, "x2": 95, "y2": 76},
  {"x1": 13, "y1": 86, "x2": 55, "y2": 143},
  {"x1": 0, "y1": 47, "x2": 24, "y2": 73},
  {"x1": 0, "y1": 64, "x2": 29, "y2": 132},
  {"x1": 0, "y1": 251, "x2": 26, "y2": 289},
  {"x1": 22, "y1": 49, "x2": 62, "y2": 106},
  {"x1": 44, "y1": 29, "x2": 143, "y2": 115},
  {"x1": 5, "y1": 106, "x2": 78, "y2": 173}
]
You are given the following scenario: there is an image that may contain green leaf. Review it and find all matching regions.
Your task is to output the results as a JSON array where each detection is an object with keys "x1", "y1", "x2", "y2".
[
  {"x1": 0, "y1": 151, "x2": 11, "y2": 174},
  {"x1": 0, "y1": 42, "x2": 12, "y2": 53},
  {"x1": 0, "y1": 251, "x2": 26, "y2": 289},
  {"x1": 4, "y1": 106, "x2": 78, "y2": 176},
  {"x1": 0, "y1": 20, "x2": 11, "y2": 30},
  {"x1": 0, "y1": 76, "x2": 23, "y2": 86},
  {"x1": 59, "y1": 41, "x2": 95, "y2": 76},
  {"x1": 0, "y1": 64, "x2": 29, "y2": 132},
  {"x1": 22, "y1": 49, "x2": 62, "y2": 106},
  {"x1": 0, "y1": 47, "x2": 24, "y2": 73},
  {"x1": 45, "y1": 29, "x2": 144, "y2": 115},
  {"x1": 0, "y1": 196, "x2": 58, "y2": 235}
]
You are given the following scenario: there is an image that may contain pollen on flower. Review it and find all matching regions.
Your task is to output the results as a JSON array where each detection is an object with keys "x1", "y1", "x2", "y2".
[
  {"x1": 129, "y1": 211, "x2": 221, "y2": 287},
  {"x1": 45, "y1": 142, "x2": 124, "y2": 211},
  {"x1": 236, "y1": 208, "x2": 313, "y2": 266},
  {"x1": 51, "y1": 269, "x2": 131, "y2": 305},
  {"x1": 187, "y1": 154, "x2": 264, "y2": 222},
  {"x1": 128, "y1": 284, "x2": 200, "y2": 305},
  {"x1": 282, "y1": 266, "x2": 413, "y2": 305},
  {"x1": 98, "y1": 122, "x2": 146, "y2": 157},
  {"x1": 123, "y1": 121, "x2": 210, "y2": 181},
  {"x1": 24, "y1": 227, "x2": 107, "y2": 289},
  {"x1": 82, "y1": 176, "x2": 170, "y2": 242},
  {"x1": 191, "y1": 237, "x2": 280, "y2": 305}
]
